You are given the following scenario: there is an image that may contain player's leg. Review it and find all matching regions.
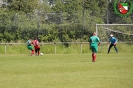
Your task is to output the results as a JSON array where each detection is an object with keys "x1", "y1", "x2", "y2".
[
  {"x1": 28, "y1": 46, "x2": 34, "y2": 55},
  {"x1": 36, "y1": 48, "x2": 39, "y2": 56},
  {"x1": 35, "y1": 49, "x2": 37, "y2": 55},
  {"x1": 92, "y1": 53, "x2": 94, "y2": 62},
  {"x1": 31, "y1": 47, "x2": 34, "y2": 55},
  {"x1": 37, "y1": 48, "x2": 40, "y2": 56},
  {"x1": 92, "y1": 53, "x2": 96, "y2": 62},
  {"x1": 31, "y1": 49, "x2": 34, "y2": 55},
  {"x1": 114, "y1": 45, "x2": 118, "y2": 53},
  {"x1": 92, "y1": 46, "x2": 97, "y2": 62},
  {"x1": 91, "y1": 46, "x2": 95, "y2": 62},
  {"x1": 108, "y1": 44, "x2": 113, "y2": 54},
  {"x1": 93, "y1": 46, "x2": 98, "y2": 62}
]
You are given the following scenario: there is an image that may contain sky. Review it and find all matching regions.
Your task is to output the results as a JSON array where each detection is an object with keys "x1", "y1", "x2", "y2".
[
  {"x1": 0, "y1": 0, "x2": 3, "y2": 4},
  {"x1": 0, "y1": 0, "x2": 2, "y2": 7}
]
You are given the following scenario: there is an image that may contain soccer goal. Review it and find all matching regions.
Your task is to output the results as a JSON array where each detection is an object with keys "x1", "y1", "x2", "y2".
[{"x1": 96, "y1": 24, "x2": 133, "y2": 43}]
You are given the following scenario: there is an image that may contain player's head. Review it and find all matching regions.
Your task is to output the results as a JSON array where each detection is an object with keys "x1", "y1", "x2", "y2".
[
  {"x1": 34, "y1": 38, "x2": 37, "y2": 40},
  {"x1": 110, "y1": 34, "x2": 113, "y2": 37},
  {"x1": 93, "y1": 32, "x2": 96, "y2": 36},
  {"x1": 29, "y1": 37, "x2": 32, "y2": 40}
]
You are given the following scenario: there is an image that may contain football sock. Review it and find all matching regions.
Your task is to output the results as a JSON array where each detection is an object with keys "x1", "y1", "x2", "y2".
[
  {"x1": 92, "y1": 53, "x2": 96, "y2": 62},
  {"x1": 94, "y1": 54, "x2": 96, "y2": 62},
  {"x1": 32, "y1": 50, "x2": 34, "y2": 55}
]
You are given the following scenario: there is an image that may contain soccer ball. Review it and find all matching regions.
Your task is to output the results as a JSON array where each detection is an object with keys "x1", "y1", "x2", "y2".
[{"x1": 40, "y1": 53, "x2": 44, "y2": 56}]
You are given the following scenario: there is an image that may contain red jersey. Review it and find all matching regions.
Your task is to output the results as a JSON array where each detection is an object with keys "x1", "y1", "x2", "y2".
[{"x1": 32, "y1": 39, "x2": 40, "y2": 49}]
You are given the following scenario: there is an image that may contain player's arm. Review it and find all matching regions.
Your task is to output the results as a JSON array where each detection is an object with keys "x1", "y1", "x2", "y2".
[
  {"x1": 97, "y1": 37, "x2": 100, "y2": 46},
  {"x1": 36, "y1": 41, "x2": 39, "y2": 45},
  {"x1": 89, "y1": 39, "x2": 91, "y2": 50},
  {"x1": 98, "y1": 42, "x2": 100, "y2": 46},
  {"x1": 31, "y1": 41, "x2": 33, "y2": 44}
]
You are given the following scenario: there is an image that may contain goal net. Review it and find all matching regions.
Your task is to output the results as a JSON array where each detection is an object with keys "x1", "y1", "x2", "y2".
[{"x1": 96, "y1": 24, "x2": 133, "y2": 43}]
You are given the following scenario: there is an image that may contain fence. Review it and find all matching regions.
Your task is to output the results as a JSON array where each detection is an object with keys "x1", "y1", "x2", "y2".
[
  {"x1": 0, "y1": 42, "x2": 133, "y2": 54},
  {"x1": 0, "y1": 42, "x2": 90, "y2": 54}
]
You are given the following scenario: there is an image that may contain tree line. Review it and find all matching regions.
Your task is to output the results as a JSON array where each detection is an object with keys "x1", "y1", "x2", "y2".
[{"x1": 0, "y1": 0, "x2": 132, "y2": 43}]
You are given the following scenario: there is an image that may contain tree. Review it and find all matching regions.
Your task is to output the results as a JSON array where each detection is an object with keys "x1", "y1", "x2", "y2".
[{"x1": 8, "y1": 0, "x2": 38, "y2": 13}]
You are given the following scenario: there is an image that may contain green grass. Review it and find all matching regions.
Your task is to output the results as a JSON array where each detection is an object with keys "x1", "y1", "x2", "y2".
[{"x1": 0, "y1": 53, "x2": 133, "y2": 88}]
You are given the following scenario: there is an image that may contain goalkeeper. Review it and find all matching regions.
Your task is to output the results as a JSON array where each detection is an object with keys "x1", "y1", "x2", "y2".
[{"x1": 107, "y1": 34, "x2": 118, "y2": 54}]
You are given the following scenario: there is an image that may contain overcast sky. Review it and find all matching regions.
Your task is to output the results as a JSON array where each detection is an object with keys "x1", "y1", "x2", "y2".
[{"x1": 0, "y1": 0, "x2": 2, "y2": 2}]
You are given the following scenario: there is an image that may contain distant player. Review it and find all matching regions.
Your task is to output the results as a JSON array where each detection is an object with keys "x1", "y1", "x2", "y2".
[
  {"x1": 89, "y1": 32, "x2": 100, "y2": 62},
  {"x1": 107, "y1": 34, "x2": 118, "y2": 54},
  {"x1": 27, "y1": 38, "x2": 34, "y2": 56},
  {"x1": 32, "y1": 38, "x2": 40, "y2": 56}
]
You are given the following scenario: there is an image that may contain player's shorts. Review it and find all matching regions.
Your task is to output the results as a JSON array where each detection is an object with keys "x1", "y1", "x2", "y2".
[
  {"x1": 35, "y1": 48, "x2": 40, "y2": 53},
  {"x1": 91, "y1": 46, "x2": 98, "y2": 53},
  {"x1": 27, "y1": 46, "x2": 33, "y2": 50}
]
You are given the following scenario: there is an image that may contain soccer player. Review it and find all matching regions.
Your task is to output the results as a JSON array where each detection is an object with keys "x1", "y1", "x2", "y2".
[
  {"x1": 89, "y1": 32, "x2": 100, "y2": 62},
  {"x1": 107, "y1": 34, "x2": 118, "y2": 54},
  {"x1": 27, "y1": 38, "x2": 34, "y2": 56},
  {"x1": 32, "y1": 38, "x2": 40, "y2": 56}
]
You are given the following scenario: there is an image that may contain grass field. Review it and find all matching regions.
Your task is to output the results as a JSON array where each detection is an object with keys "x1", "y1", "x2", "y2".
[{"x1": 0, "y1": 53, "x2": 133, "y2": 88}]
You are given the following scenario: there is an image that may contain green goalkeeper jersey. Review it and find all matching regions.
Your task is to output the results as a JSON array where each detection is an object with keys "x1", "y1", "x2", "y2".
[{"x1": 89, "y1": 35, "x2": 100, "y2": 48}]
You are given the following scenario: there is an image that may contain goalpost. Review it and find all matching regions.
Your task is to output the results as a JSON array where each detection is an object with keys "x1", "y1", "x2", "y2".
[
  {"x1": 96, "y1": 24, "x2": 133, "y2": 43},
  {"x1": 96, "y1": 24, "x2": 133, "y2": 53}
]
